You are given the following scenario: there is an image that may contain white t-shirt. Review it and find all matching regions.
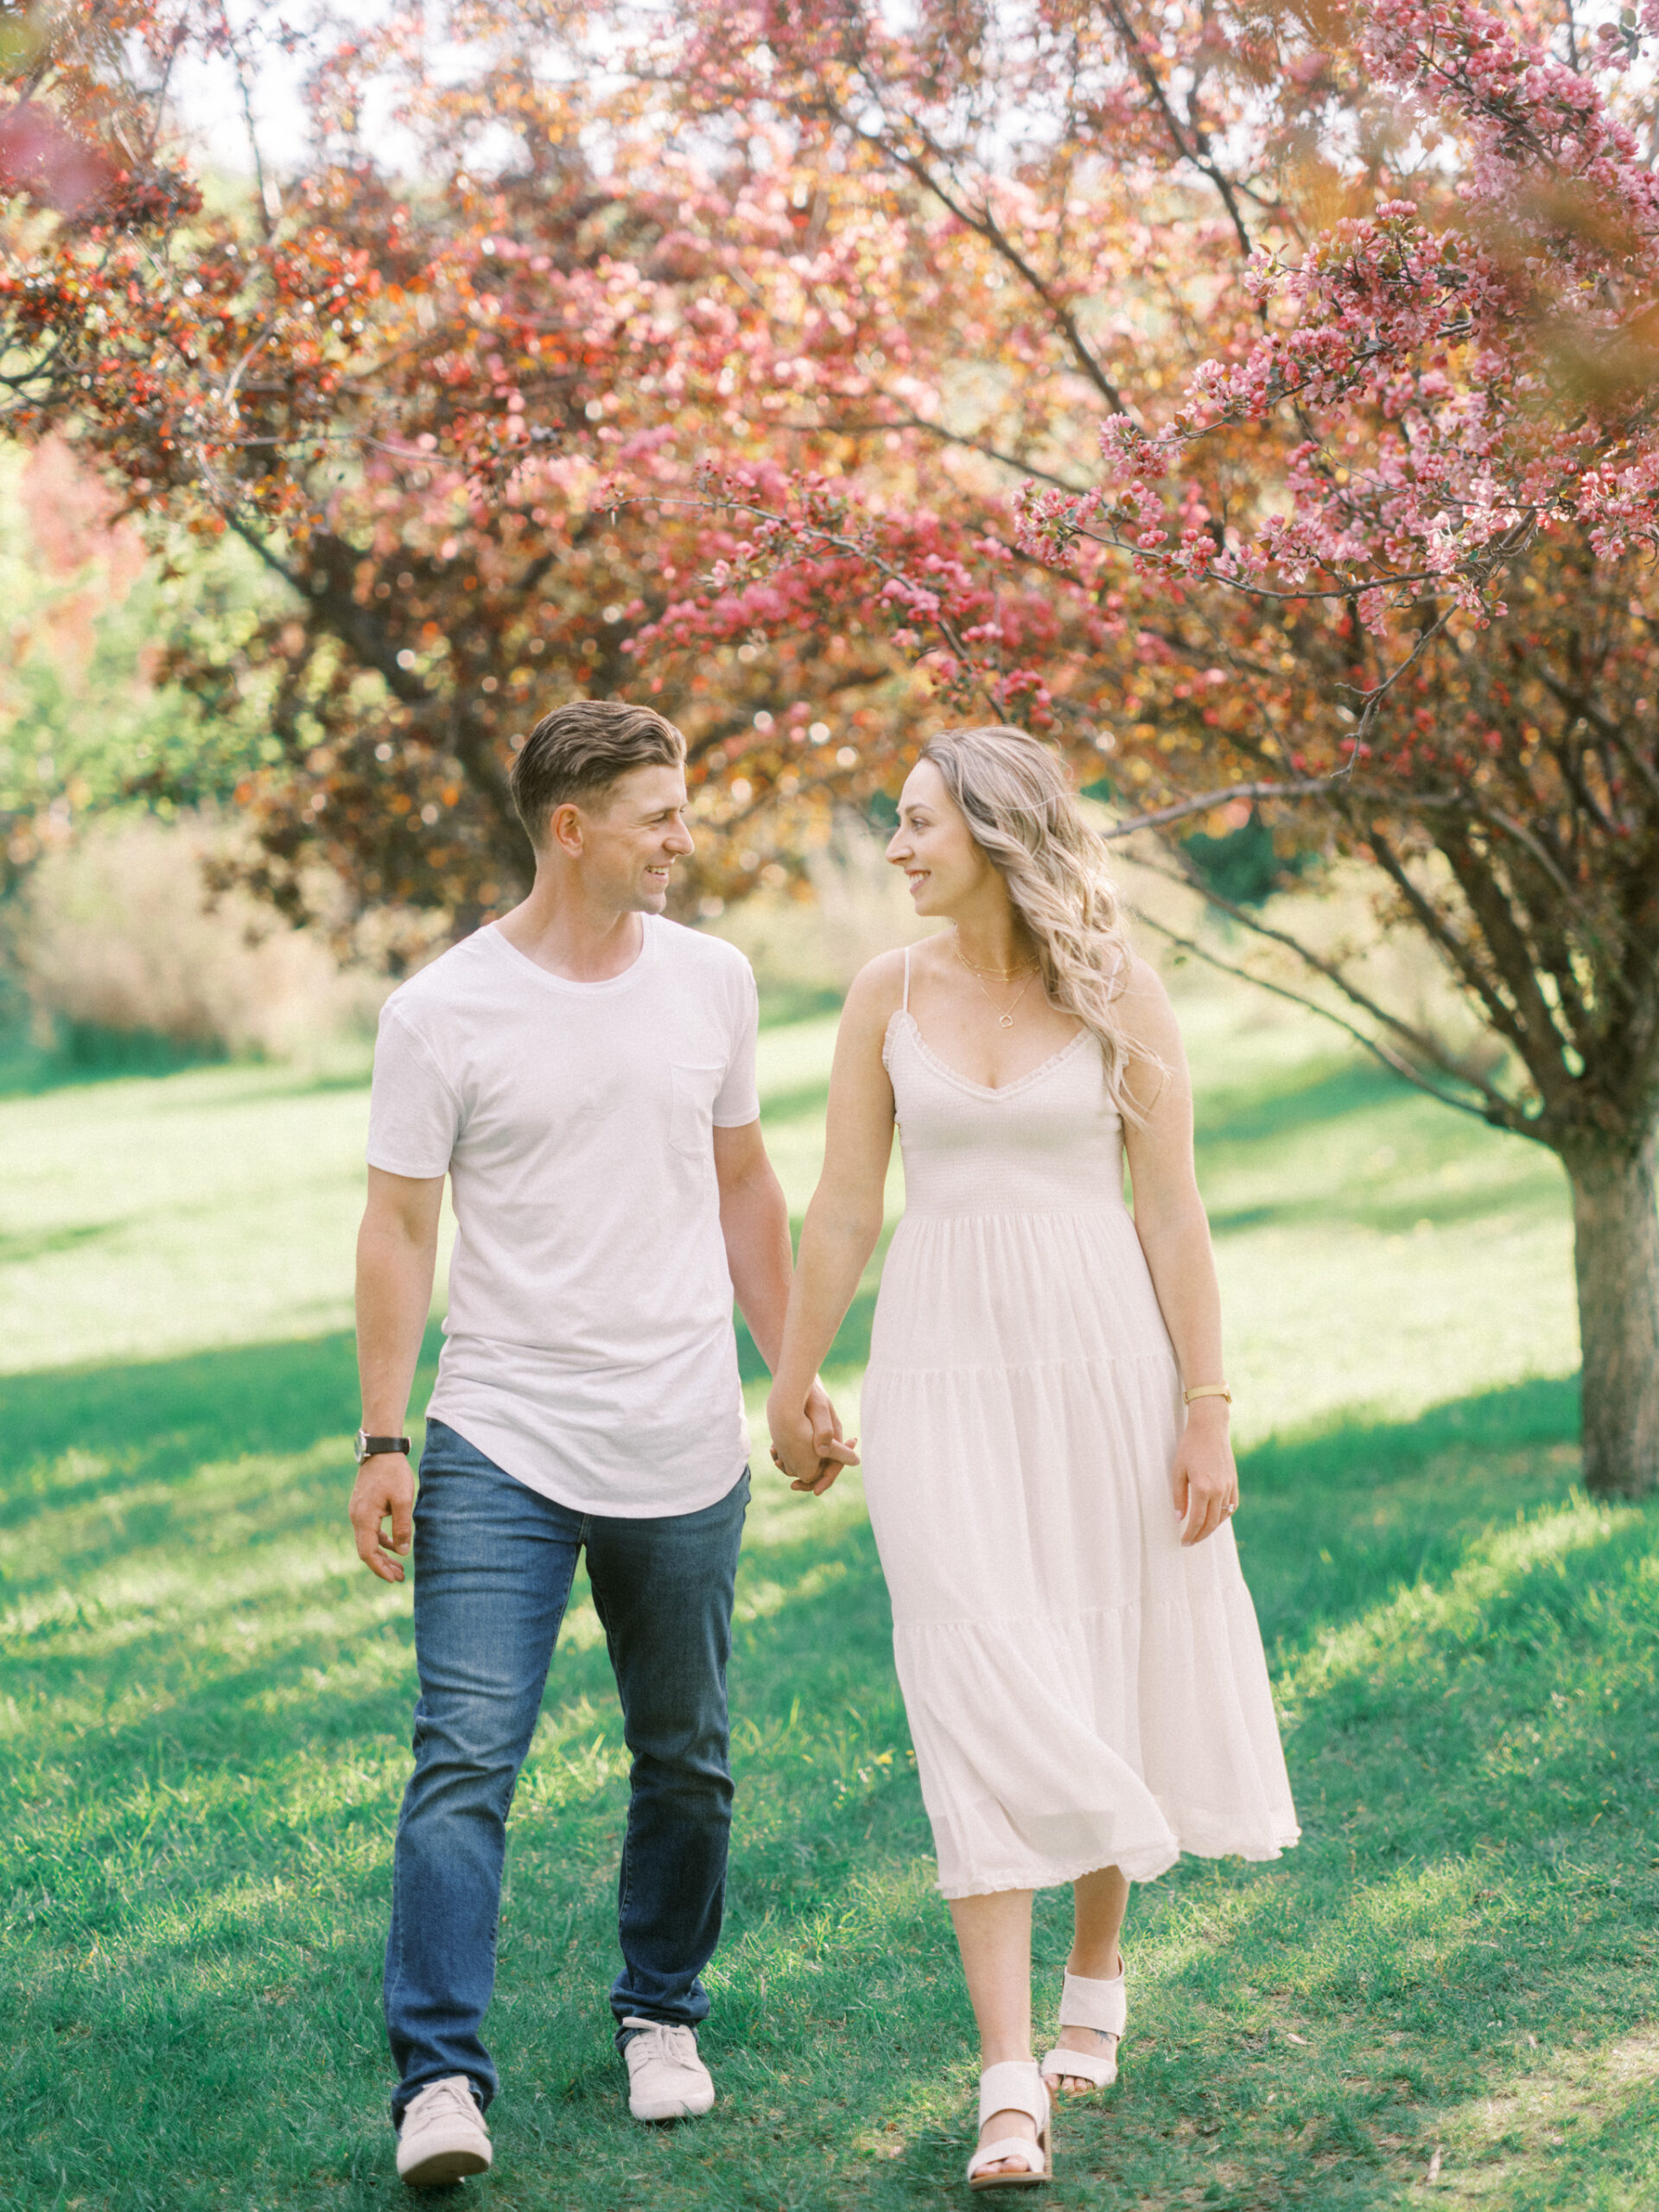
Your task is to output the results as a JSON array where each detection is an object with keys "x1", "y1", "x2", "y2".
[{"x1": 365, "y1": 915, "x2": 760, "y2": 1516}]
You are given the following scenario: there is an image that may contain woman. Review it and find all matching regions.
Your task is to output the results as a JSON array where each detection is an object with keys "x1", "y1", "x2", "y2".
[{"x1": 767, "y1": 727, "x2": 1298, "y2": 2190}]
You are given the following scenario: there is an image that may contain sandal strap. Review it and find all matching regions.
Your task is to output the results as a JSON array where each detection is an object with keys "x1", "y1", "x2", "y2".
[
  {"x1": 1060, "y1": 1967, "x2": 1127, "y2": 2037},
  {"x1": 977, "y1": 2061, "x2": 1050, "y2": 2132},
  {"x1": 1040, "y1": 2042, "x2": 1118, "y2": 2088},
  {"x1": 968, "y1": 2136, "x2": 1047, "y2": 2181}
]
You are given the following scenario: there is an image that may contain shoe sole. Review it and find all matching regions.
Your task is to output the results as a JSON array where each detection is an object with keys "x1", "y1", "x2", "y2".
[{"x1": 399, "y1": 2145, "x2": 492, "y2": 2188}]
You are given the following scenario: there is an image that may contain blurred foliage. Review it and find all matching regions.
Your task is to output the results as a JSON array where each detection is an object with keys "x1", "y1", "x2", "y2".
[
  {"x1": 1183, "y1": 812, "x2": 1312, "y2": 909},
  {"x1": 0, "y1": 442, "x2": 290, "y2": 896}
]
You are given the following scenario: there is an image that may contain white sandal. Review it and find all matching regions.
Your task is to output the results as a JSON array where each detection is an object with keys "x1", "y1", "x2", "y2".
[
  {"x1": 1039, "y1": 1962, "x2": 1126, "y2": 2094},
  {"x1": 966, "y1": 2059, "x2": 1052, "y2": 2190}
]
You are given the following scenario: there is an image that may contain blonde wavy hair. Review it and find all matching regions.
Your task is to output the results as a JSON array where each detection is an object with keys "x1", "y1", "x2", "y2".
[{"x1": 918, "y1": 724, "x2": 1154, "y2": 1117}]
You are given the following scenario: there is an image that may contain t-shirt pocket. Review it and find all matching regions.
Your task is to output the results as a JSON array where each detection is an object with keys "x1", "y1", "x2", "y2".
[{"x1": 669, "y1": 1061, "x2": 726, "y2": 1159}]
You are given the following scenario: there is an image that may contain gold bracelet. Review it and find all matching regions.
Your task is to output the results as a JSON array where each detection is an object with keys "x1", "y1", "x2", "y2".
[{"x1": 1182, "y1": 1382, "x2": 1232, "y2": 1404}]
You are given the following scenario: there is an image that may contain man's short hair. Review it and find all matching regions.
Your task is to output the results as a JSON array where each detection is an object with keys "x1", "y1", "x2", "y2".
[{"x1": 510, "y1": 700, "x2": 685, "y2": 846}]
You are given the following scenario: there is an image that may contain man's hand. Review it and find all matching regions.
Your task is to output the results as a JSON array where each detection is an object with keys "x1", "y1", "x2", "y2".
[
  {"x1": 350, "y1": 1452, "x2": 416, "y2": 1581},
  {"x1": 768, "y1": 1378, "x2": 860, "y2": 1496}
]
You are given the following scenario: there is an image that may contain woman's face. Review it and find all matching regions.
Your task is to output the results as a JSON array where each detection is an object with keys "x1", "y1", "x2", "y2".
[{"x1": 886, "y1": 759, "x2": 996, "y2": 918}]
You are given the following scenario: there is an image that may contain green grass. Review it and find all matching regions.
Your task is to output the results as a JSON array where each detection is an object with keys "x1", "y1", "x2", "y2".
[{"x1": 3, "y1": 976, "x2": 1656, "y2": 2210}]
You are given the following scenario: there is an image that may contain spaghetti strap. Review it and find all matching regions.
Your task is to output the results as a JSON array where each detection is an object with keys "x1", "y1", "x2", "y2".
[{"x1": 902, "y1": 944, "x2": 912, "y2": 1013}]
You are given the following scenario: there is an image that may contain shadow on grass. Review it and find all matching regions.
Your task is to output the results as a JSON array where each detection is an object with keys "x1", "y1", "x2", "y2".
[
  {"x1": 0, "y1": 1347, "x2": 1591, "y2": 1869},
  {"x1": 1236, "y1": 1376, "x2": 1582, "y2": 1649},
  {"x1": 1246, "y1": 1375, "x2": 1580, "y2": 1493},
  {"x1": 11, "y1": 1342, "x2": 1656, "y2": 2212},
  {"x1": 0, "y1": 1219, "x2": 125, "y2": 1268},
  {"x1": 8, "y1": 1405, "x2": 1657, "y2": 2210},
  {"x1": 0, "y1": 1018, "x2": 232, "y2": 1100},
  {"x1": 0, "y1": 1326, "x2": 409, "y2": 1535},
  {"x1": 1194, "y1": 1057, "x2": 1410, "y2": 1147},
  {"x1": 2, "y1": 1338, "x2": 1583, "y2": 1656},
  {"x1": 1207, "y1": 1179, "x2": 1565, "y2": 1239}
]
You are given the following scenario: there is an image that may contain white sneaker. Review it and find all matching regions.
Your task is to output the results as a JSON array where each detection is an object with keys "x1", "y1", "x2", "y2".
[
  {"x1": 621, "y1": 2015, "x2": 715, "y2": 2121},
  {"x1": 396, "y1": 2075, "x2": 493, "y2": 2188}
]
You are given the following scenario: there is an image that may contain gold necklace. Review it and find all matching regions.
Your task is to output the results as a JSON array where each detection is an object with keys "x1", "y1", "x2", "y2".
[
  {"x1": 953, "y1": 936, "x2": 1036, "y2": 982},
  {"x1": 954, "y1": 938, "x2": 1039, "y2": 1029}
]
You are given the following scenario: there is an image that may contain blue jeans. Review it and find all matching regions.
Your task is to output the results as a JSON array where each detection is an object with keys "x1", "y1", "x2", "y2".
[{"x1": 385, "y1": 1419, "x2": 748, "y2": 2119}]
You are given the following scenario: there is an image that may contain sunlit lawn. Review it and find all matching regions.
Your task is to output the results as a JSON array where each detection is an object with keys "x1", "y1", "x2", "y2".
[{"x1": 3, "y1": 976, "x2": 1656, "y2": 2210}]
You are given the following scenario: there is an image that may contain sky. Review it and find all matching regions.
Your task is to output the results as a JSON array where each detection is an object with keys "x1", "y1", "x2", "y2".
[{"x1": 163, "y1": 2, "x2": 385, "y2": 181}]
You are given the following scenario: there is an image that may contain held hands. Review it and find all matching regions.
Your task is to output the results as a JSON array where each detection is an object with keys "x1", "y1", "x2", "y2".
[
  {"x1": 767, "y1": 1376, "x2": 861, "y2": 1496},
  {"x1": 349, "y1": 1452, "x2": 416, "y2": 1581},
  {"x1": 1170, "y1": 1401, "x2": 1239, "y2": 1547}
]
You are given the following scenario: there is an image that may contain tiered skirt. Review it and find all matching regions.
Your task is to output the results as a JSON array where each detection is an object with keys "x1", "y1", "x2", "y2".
[{"x1": 860, "y1": 1205, "x2": 1300, "y2": 1898}]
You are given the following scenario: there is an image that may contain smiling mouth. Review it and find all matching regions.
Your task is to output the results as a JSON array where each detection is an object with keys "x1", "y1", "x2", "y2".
[{"x1": 906, "y1": 870, "x2": 929, "y2": 890}]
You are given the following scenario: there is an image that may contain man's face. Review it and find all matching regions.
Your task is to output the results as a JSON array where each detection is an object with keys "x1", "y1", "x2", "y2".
[{"x1": 570, "y1": 762, "x2": 696, "y2": 912}]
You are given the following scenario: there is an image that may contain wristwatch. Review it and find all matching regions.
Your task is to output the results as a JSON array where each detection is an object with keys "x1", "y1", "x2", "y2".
[{"x1": 354, "y1": 1428, "x2": 411, "y2": 1465}]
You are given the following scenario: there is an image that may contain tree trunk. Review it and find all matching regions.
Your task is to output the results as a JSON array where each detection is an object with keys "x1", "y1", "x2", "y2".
[{"x1": 1565, "y1": 1129, "x2": 1659, "y2": 1498}]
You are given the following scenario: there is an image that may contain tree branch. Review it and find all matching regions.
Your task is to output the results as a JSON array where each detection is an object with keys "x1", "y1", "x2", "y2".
[
  {"x1": 1534, "y1": 668, "x2": 1659, "y2": 810},
  {"x1": 1130, "y1": 907, "x2": 1535, "y2": 1135},
  {"x1": 834, "y1": 100, "x2": 1129, "y2": 417},
  {"x1": 1096, "y1": 0, "x2": 1254, "y2": 260},
  {"x1": 1435, "y1": 829, "x2": 1581, "y2": 1111},
  {"x1": 788, "y1": 407, "x2": 1096, "y2": 496},
  {"x1": 1097, "y1": 777, "x2": 1351, "y2": 839},
  {"x1": 1360, "y1": 824, "x2": 1532, "y2": 1055},
  {"x1": 1125, "y1": 838, "x2": 1522, "y2": 1115}
]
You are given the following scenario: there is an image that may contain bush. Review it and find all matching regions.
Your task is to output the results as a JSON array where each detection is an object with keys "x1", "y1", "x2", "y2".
[
  {"x1": 10, "y1": 816, "x2": 385, "y2": 1066},
  {"x1": 1181, "y1": 810, "x2": 1310, "y2": 906}
]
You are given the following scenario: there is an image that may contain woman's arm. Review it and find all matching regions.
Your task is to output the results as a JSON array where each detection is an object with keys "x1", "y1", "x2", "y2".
[
  {"x1": 766, "y1": 954, "x2": 904, "y2": 1493},
  {"x1": 1117, "y1": 960, "x2": 1240, "y2": 1548},
  {"x1": 715, "y1": 1119, "x2": 849, "y2": 1463}
]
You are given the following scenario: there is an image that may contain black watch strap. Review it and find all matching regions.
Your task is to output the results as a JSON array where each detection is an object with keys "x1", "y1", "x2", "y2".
[{"x1": 355, "y1": 1428, "x2": 411, "y2": 1464}]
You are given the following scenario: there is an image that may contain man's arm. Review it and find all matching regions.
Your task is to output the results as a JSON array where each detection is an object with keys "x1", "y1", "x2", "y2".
[
  {"x1": 714, "y1": 1121, "x2": 850, "y2": 1485},
  {"x1": 351, "y1": 1166, "x2": 444, "y2": 1583},
  {"x1": 714, "y1": 1119, "x2": 792, "y2": 1370}
]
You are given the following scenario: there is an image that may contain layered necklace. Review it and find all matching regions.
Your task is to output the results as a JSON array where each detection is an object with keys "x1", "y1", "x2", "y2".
[{"x1": 954, "y1": 934, "x2": 1040, "y2": 1029}]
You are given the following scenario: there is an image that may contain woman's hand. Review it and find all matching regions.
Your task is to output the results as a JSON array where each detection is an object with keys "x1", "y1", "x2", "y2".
[
  {"x1": 767, "y1": 1378, "x2": 860, "y2": 1495},
  {"x1": 1170, "y1": 1401, "x2": 1239, "y2": 1546}
]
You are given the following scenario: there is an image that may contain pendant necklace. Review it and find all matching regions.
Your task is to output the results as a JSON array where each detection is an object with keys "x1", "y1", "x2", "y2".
[{"x1": 954, "y1": 936, "x2": 1039, "y2": 1029}]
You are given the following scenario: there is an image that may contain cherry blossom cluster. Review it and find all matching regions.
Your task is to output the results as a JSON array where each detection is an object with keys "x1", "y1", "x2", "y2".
[
  {"x1": 1015, "y1": 0, "x2": 1659, "y2": 622},
  {"x1": 632, "y1": 463, "x2": 1080, "y2": 725}
]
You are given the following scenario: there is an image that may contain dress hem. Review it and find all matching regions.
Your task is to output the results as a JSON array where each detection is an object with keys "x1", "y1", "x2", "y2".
[{"x1": 935, "y1": 1827, "x2": 1301, "y2": 1901}]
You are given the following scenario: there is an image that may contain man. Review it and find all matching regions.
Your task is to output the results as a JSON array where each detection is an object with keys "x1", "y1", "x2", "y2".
[{"x1": 349, "y1": 699, "x2": 849, "y2": 2188}]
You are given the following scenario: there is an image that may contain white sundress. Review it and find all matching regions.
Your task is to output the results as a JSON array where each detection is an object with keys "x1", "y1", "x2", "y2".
[{"x1": 859, "y1": 953, "x2": 1300, "y2": 1898}]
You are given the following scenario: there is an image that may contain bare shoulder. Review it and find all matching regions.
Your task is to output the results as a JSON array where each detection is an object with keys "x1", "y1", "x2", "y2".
[
  {"x1": 1112, "y1": 951, "x2": 1185, "y2": 1056},
  {"x1": 826, "y1": 949, "x2": 908, "y2": 1076},
  {"x1": 842, "y1": 946, "x2": 909, "y2": 1023},
  {"x1": 1115, "y1": 949, "x2": 1175, "y2": 1013}
]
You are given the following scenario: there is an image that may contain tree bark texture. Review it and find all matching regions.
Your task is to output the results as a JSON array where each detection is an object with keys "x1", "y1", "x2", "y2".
[{"x1": 1567, "y1": 1130, "x2": 1659, "y2": 1498}]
